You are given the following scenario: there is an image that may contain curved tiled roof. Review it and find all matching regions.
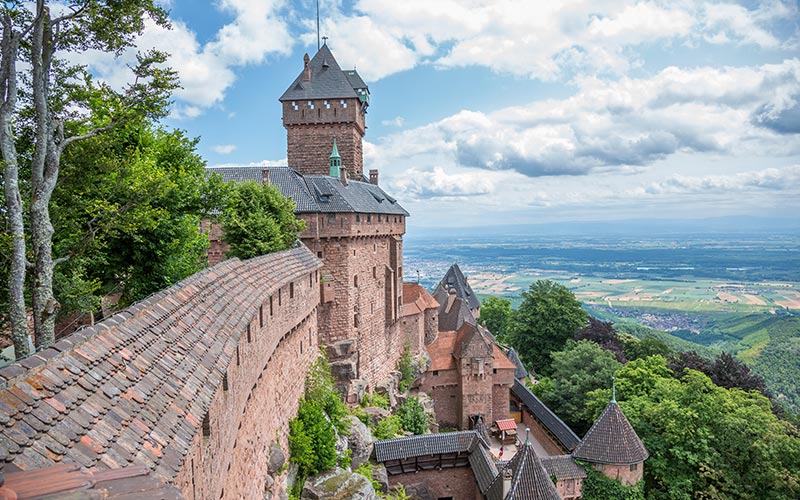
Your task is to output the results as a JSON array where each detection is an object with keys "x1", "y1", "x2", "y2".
[
  {"x1": 374, "y1": 431, "x2": 479, "y2": 462},
  {"x1": 0, "y1": 246, "x2": 321, "y2": 481},
  {"x1": 541, "y1": 455, "x2": 587, "y2": 480},
  {"x1": 512, "y1": 380, "x2": 581, "y2": 452},
  {"x1": 573, "y1": 401, "x2": 649, "y2": 465}
]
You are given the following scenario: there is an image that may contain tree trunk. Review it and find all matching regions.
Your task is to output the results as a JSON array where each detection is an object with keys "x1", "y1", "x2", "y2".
[
  {"x1": 30, "y1": 2, "x2": 59, "y2": 348},
  {"x1": 0, "y1": 14, "x2": 31, "y2": 359}
]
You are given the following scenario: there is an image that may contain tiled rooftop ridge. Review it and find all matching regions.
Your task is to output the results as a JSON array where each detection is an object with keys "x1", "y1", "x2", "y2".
[{"x1": 0, "y1": 246, "x2": 321, "y2": 482}]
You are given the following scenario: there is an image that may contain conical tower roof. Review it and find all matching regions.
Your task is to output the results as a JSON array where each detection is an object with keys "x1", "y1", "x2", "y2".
[
  {"x1": 487, "y1": 438, "x2": 561, "y2": 500},
  {"x1": 279, "y1": 44, "x2": 365, "y2": 101},
  {"x1": 573, "y1": 401, "x2": 649, "y2": 465}
]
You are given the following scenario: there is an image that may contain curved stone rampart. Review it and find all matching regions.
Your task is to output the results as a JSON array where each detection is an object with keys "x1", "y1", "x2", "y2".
[{"x1": 0, "y1": 245, "x2": 322, "y2": 500}]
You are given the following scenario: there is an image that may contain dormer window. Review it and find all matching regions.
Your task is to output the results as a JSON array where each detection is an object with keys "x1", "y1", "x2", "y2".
[
  {"x1": 307, "y1": 100, "x2": 314, "y2": 109},
  {"x1": 291, "y1": 101, "x2": 298, "y2": 111},
  {"x1": 324, "y1": 100, "x2": 330, "y2": 109},
  {"x1": 340, "y1": 99, "x2": 347, "y2": 108}
]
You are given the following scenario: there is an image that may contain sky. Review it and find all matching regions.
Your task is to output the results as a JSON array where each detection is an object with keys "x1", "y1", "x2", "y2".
[{"x1": 82, "y1": 0, "x2": 800, "y2": 227}]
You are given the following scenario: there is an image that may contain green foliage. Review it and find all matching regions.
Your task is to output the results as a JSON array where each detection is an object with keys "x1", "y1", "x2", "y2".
[
  {"x1": 348, "y1": 405, "x2": 371, "y2": 427},
  {"x1": 353, "y1": 462, "x2": 382, "y2": 492},
  {"x1": 588, "y1": 356, "x2": 800, "y2": 500},
  {"x1": 53, "y1": 123, "x2": 225, "y2": 308},
  {"x1": 220, "y1": 181, "x2": 305, "y2": 259},
  {"x1": 289, "y1": 400, "x2": 337, "y2": 477},
  {"x1": 361, "y1": 392, "x2": 390, "y2": 410},
  {"x1": 535, "y1": 340, "x2": 622, "y2": 435},
  {"x1": 373, "y1": 416, "x2": 403, "y2": 440},
  {"x1": 507, "y1": 280, "x2": 588, "y2": 376},
  {"x1": 397, "y1": 397, "x2": 428, "y2": 435},
  {"x1": 397, "y1": 343, "x2": 415, "y2": 392},
  {"x1": 622, "y1": 335, "x2": 673, "y2": 361},
  {"x1": 481, "y1": 296, "x2": 513, "y2": 341},
  {"x1": 384, "y1": 485, "x2": 413, "y2": 500},
  {"x1": 579, "y1": 464, "x2": 645, "y2": 500},
  {"x1": 748, "y1": 316, "x2": 800, "y2": 413},
  {"x1": 306, "y1": 356, "x2": 349, "y2": 435}
]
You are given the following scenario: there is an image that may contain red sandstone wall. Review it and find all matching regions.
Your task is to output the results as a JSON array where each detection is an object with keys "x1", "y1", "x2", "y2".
[
  {"x1": 419, "y1": 369, "x2": 460, "y2": 429},
  {"x1": 596, "y1": 463, "x2": 643, "y2": 486},
  {"x1": 173, "y1": 266, "x2": 321, "y2": 500},
  {"x1": 556, "y1": 478, "x2": 584, "y2": 499},
  {"x1": 388, "y1": 467, "x2": 480, "y2": 500},
  {"x1": 200, "y1": 218, "x2": 228, "y2": 266},
  {"x1": 520, "y1": 410, "x2": 566, "y2": 456}
]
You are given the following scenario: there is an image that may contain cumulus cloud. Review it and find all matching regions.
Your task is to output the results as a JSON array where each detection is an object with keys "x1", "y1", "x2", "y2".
[
  {"x1": 391, "y1": 167, "x2": 495, "y2": 199},
  {"x1": 311, "y1": 0, "x2": 794, "y2": 82},
  {"x1": 641, "y1": 165, "x2": 800, "y2": 194},
  {"x1": 381, "y1": 116, "x2": 406, "y2": 127},
  {"x1": 370, "y1": 59, "x2": 800, "y2": 180},
  {"x1": 211, "y1": 144, "x2": 238, "y2": 154}
]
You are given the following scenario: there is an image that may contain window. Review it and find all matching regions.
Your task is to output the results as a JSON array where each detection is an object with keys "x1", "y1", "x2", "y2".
[
  {"x1": 355, "y1": 214, "x2": 361, "y2": 222},
  {"x1": 354, "y1": 314, "x2": 359, "y2": 327},
  {"x1": 247, "y1": 323, "x2": 252, "y2": 343},
  {"x1": 367, "y1": 214, "x2": 371, "y2": 223},
  {"x1": 324, "y1": 99, "x2": 330, "y2": 109},
  {"x1": 377, "y1": 215, "x2": 381, "y2": 222},
  {"x1": 259, "y1": 306, "x2": 263, "y2": 328},
  {"x1": 310, "y1": 273, "x2": 313, "y2": 287},
  {"x1": 373, "y1": 243, "x2": 376, "y2": 252},
  {"x1": 307, "y1": 100, "x2": 314, "y2": 109},
  {"x1": 317, "y1": 251, "x2": 323, "y2": 259},
  {"x1": 354, "y1": 275, "x2": 358, "y2": 288},
  {"x1": 236, "y1": 347, "x2": 240, "y2": 366},
  {"x1": 399, "y1": 266, "x2": 403, "y2": 277},
  {"x1": 291, "y1": 101, "x2": 298, "y2": 110},
  {"x1": 279, "y1": 289, "x2": 282, "y2": 306},
  {"x1": 493, "y1": 368, "x2": 497, "y2": 374},
  {"x1": 327, "y1": 213, "x2": 336, "y2": 223},
  {"x1": 270, "y1": 296, "x2": 273, "y2": 316},
  {"x1": 340, "y1": 99, "x2": 347, "y2": 108},
  {"x1": 630, "y1": 464, "x2": 638, "y2": 472},
  {"x1": 202, "y1": 414, "x2": 211, "y2": 437},
  {"x1": 433, "y1": 370, "x2": 439, "y2": 376},
  {"x1": 223, "y1": 373, "x2": 229, "y2": 392},
  {"x1": 372, "y1": 267, "x2": 377, "y2": 278},
  {"x1": 290, "y1": 282, "x2": 294, "y2": 298}
]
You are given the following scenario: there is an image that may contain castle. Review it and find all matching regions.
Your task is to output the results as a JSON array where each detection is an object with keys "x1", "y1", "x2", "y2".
[{"x1": 0, "y1": 44, "x2": 647, "y2": 500}]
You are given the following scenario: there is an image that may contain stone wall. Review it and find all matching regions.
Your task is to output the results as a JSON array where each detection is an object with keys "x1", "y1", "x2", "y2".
[
  {"x1": 521, "y1": 410, "x2": 566, "y2": 456},
  {"x1": 388, "y1": 466, "x2": 481, "y2": 500},
  {"x1": 595, "y1": 462, "x2": 643, "y2": 487},
  {"x1": 285, "y1": 123, "x2": 364, "y2": 177},
  {"x1": 200, "y1": 218, "x2": 227, "y2": 266},
  {"x1": 555, "y1": 477, "x2": 584, "y2": 499},
  {"x1": 173, "y1": 257, "x2": 322, "y2": 500},
  {"x1": 419, "y1": 369, "x2": 461, "y2": 429}
]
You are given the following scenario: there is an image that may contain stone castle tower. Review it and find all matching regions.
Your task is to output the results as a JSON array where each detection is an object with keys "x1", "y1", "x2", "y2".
[{"x1": 279, "y1": 42, "x2": 369, "y2": 178}]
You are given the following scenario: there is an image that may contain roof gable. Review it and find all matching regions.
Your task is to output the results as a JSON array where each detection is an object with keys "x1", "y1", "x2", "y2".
[
  {"x1": 279, "y1": 44, "x2": 365, "y2": 102},
  {"x1": 435, "y1": 264, "x2": 481, "y2": 311},
  {"x1": 572, "y1": 401, "x2": 649, "y2": 465},
  {"x1": 487, "y1": 442, "x2": 561, "y2": 500}
]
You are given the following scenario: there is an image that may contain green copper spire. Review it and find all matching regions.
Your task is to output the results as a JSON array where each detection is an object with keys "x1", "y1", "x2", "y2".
[{"x1": 329, "y1": 138, "x2": 342, "y2": 177}]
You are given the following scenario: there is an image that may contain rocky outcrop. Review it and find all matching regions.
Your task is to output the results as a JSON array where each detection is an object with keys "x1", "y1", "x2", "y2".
[
  {"x1": 268, "y1": 440, "x2": 286, "y2": 474},
  {"x1": 363, "y1": 407, "x2": 390, "y2": 427},
  {"x1": 371, "y1": 464, "x2": 389, "y2": 493},
  {"x1": 346, "y1": 415, "x2": 374, "y2": 468},
  {"x1": 375, "y1": 372, "x2": 400, "y2": 408},
  {"x1": 301, "y1": 467, "x2": 379, "y2": 500}
]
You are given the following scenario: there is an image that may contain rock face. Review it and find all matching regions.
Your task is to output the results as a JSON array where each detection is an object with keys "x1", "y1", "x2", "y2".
[
  {"x1": 363, "y1": 407, "x2": 390, "y2": 427},
  {"x1": 301, "y1": 467, "x2": 379, "y2": 500},
  {"x1": 268, "y1": 440, "x2": 286, "y2": 474},
  {"x1": 375, "y1": 372, "x2": 400, "y2": 408},
  {"x1": 371, "y1": 464, "x2": 389, "y2": 493},
  {"x1": 346, "y1": 415, "x2": 374, "y2": 468}
]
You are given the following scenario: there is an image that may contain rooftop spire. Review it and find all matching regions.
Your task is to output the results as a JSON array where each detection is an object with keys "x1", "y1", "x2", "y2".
[
  {"x1": 612, "y1": 375, "x2": 617, "y2": 403},
  {"x1": 329, "y1": 138, "x2": 342, "y2": 177}
]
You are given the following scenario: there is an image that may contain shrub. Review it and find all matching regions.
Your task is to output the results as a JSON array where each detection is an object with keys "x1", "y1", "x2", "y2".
[
  {"x1": 397, "y1": 397, "x2": 428, "y2": 435},
  {"x1": 397, "y1": 343, "x2": 415, "y2": 392},
  {"x1": 361, "y1": 392, "x2": 390, "y2": 409},
  {"x1": 373, "y1": 415, "x2": 403, "y2": 440}
]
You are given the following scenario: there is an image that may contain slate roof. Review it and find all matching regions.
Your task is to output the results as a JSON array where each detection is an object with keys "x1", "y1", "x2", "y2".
[
  {"x1": 435, "y1": 264, "x2": 481, "y2": 311},
  {"x1": 1, "y1": 463, "x2": 182, "y2": 499},
  {"x1": 0, "y1": 246, "x2": 321, "y2": 482},
  {"x1": 374, "y1": 431, "x2": 479, "y2": 462},
  {"x1": 469, "y1": 441, "x2": 499, "y2": 494},
  {"x1": 572, "y1": 401, "x2": 649, "y2": 465},
  {"x1": 540, "y1": 455, "x2": 587, "y2": 480},
  {"x1": 486, "y1": 442, "x2": 561, "y2": 500},
  {"x1": 506, "y1": 348, "x2": 529, "y2": 380},
  {"x1": 512, "y1": 380, "x2": 581, "y2": 452},
  {"x1": 435, "y1": 293, "x2": 476, "y2": 332},
  {"x1": 279, "y1": 44, "x2": 365, "y2": 102},
  {"x1": 205, "y1": 166, "x2": 409, "y2": 216}
]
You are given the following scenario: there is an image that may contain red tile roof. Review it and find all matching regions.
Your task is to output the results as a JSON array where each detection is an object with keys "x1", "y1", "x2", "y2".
[
  {"x1": 495, "y1": 419, "x2": 516, "y2": 432},
  {"x1": 400, "y1": 283, "x2": 439, "y2": 317},
  {"x1": 425, "y1": 325, "x2": 516, "y2": 373},
  {"x1": 0, "y1": 246, "x2": 321, "y2": 484}
]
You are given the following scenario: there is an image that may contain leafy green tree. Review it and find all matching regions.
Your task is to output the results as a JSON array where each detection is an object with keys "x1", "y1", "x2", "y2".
[
  {"x1": 622, "y1": 335, "x2": 672, "y2": 361},
  {"x1": 373, "y1": 415, "x2": 403, "y2": 440},
  {"x1": 536, "y1": 340, "x2": 622, "y2": 434},
  {"x1": 579, "y1": 464, "x2": 645, "y2": 500},
  {"x1": 1, "y1": 0, "x2": 176, "y2": 355},
  {"x1": 305, "y1": 355, "x2": 349, "y2": 435},
  {"x1": 481, "y1": 296, "x2": 512, "y2": 341},
  {"x1": 397, "y1": 396, "x2": 428, "y2": 435},
  {"x1": 221, "y1": 181, "x2": 305, "y2": 259},
  {"x1": 507, "y1": 280, "x2": 588, "y2": 376},
  {"x1": 575, "y1": 316, "x2": 626, "y2": 362},
  {"x1": 397, "y1": 342, "x2": 415, "y2": 392},
  {"x1": 588, "y1": 356, "x2": 800, "y2": 500}
]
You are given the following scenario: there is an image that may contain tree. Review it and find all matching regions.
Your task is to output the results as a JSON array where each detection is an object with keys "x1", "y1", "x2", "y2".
[
  {"x1": 220, "y1": 181, "x2": 306, "y2": 259},
  {"x1": 622, "y1": 335, "x2": 672, "y2": 361},
  {"x1": 1, "y1": 0, "x2": 176, "y2": 356},
  {"x1": 536, "y1": 340, "x2": 622, "y2": 434},
  {"x1": 481, "y1": 296, "x2": 512, "y2": 342},
  {"x1": 575, "y1": 316, "x2": 626, "y2": 362},
  {"x1": 588, "y1": 356, "x2": 800, "y2": 500},
  {"x1": 397, "y1": 396, "x2": 428, "y2": 435},
  {"x1": 507, "y1": 280, "x2": 588, "y2": 376}
]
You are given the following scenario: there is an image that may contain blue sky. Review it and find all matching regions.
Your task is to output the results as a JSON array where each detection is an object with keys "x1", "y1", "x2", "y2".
[{"x1": 84, "y1": 0, "x2": 800, "y2": 227}]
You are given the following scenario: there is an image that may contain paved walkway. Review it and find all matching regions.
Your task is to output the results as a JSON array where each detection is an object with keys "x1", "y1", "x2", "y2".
[{"x1": 485, "y1": 422, "x2": 552, "y2": 460}]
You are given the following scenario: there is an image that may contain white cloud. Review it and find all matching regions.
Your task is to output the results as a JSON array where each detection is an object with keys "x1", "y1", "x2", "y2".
[
  {"x1": 211, "y1": 144, "x2": 238, "y2": 154},
  {"x1": 641, "y1": 165, "x2": 800, "y2": 194},
  {"x1": 381, "y1": 116, "x2": 405, "y2": 127},
  {"x1": 211, "y1": 158, "x2": 288, "y2": 169}
]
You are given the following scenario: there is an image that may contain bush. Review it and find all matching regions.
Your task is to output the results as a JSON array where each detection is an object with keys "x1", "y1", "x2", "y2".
[
  {"x1": 579, "y1": 464, "x2": 645, "y2": 500},
  {"x1": 373, "y1": 415, "x2": 403, "y2": 440},
  {"x1": 362, "y1": 392, "x2": 390, "y2": 409},
  {"x1": 397, "y1": 343, "x2": 415, "y2": 392},
  {"x1": 306, "y1": 356, "x2": 350, "y2": 435},
  {"x1": 353, "y1": 462, "x2": 382, "y2": 492},
  {"x1": 385, "y1": 485, "x2": 412, "y2": 500},
  {"x1": 397, "y1": 397, "x2": 428, "y2": 435}
]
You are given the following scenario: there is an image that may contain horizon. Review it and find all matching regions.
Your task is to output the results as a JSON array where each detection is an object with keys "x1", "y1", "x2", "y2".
[{"x1": 78, "y1": 0, "x2": 800, "y2": 227}]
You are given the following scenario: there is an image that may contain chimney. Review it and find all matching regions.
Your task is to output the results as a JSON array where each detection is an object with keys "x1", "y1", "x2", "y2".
[
  {"x1": 340, "y1": 168, "x2": 348, "y2": 186},
  {"x1": 369, "y1": 169, "x2": 379, "y2": 185},
  {"x1": 303, "y1": 53, "x2": 311, "y2": 81},
  {"x1": 261, "y1": 167, "x2": 270, "y2": 185},
  {"x1": 502, "y1": 466, "x2": 513, "y2": 497}
]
